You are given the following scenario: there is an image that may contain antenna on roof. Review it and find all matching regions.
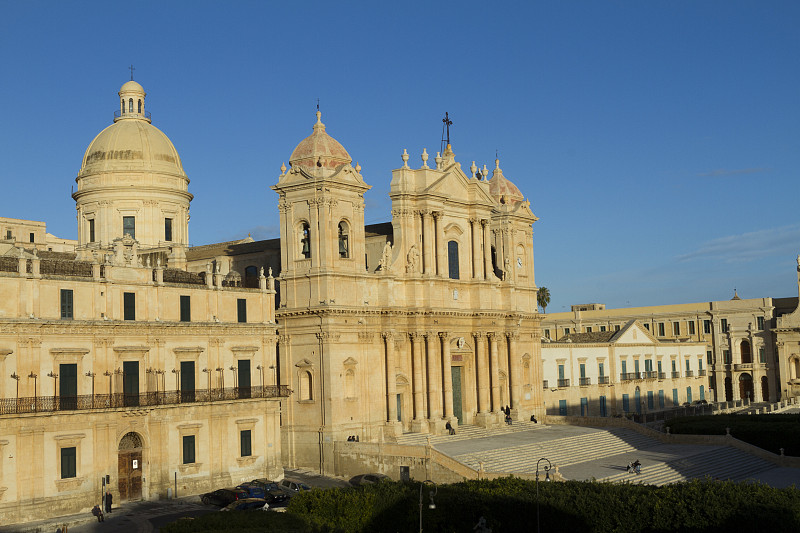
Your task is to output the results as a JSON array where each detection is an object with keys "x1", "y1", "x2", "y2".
[
  {"x1": 316, "y1": 98, "x2": 320, "y2": 111},
  {"x1": 441, "y1": 112, "x2": 452, "y2": 154},
  {"x1": 129, "y1": 64, "x2": 135, "y2": 81}
]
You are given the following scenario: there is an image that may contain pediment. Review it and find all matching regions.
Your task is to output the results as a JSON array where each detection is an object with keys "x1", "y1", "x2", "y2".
[
  {"x1": 343, "y1": 357, "x2": 358, "y2": 366},
  {"x1": 295, "y1": 358, "x2": 314, "y2": 368},
  {"x1": 613, "y1": 321, "x2": 657, "y2": 345},
  {"x1": 425, "y1": 168, "x2": 496, "y2": 207}
]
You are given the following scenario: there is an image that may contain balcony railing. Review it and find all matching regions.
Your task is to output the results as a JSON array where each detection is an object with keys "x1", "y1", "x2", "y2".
[
  {"x1": 0, "y1": 385, "x2": 291, "y2": 416},
  {"x1": 579, "y1": 377, "x2": 591, "y2": 386},
  {"x1": 697, "y1": 369, "x2": 707, "y2": 377},
  {"x1": 643, "y1": 371, "x2": 658, "y2": 379},
  {"x1": 685, "y1": 370, "x2": 694, "y2": 377},
  {"x1": 657, "y1": 372, "x2": 666, "y2": 380},
  {"x1": 542, "y1": 380, "x2": 549, "y2": 389},
  {"x1": 598, "y1": 376, "x2": 609, "y2": 385},
  {"x1": 734, "y1": 363, "x2": 753, "y2": 372},
  {"x1": 620, "y1": 372, "x2": 640, "y2": 381},
  {"x1": 671, "y1": 371, "x2": 681, "y2": 379},
  {"x1": 557, "y1": 378, "x2": 570, "y2": 388}
]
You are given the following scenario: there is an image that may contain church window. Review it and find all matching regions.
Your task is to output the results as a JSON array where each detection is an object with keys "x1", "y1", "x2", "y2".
[
  {"x1": 128, "y1": 98, "x2": 133, "y2": 113},
  {"x1": 123, "y1": 216, "x2": 135, "y2": 239},
  {"x1": 60, "y1": 289, "x2": 73, "y2": 320},
  {"x1": 138, "y1": 99, "x2": 142, "y2": 113},
  {"x1": 300, "y1": 223, "x2": 311, "y2": 259},
  {"x1": 447, "y1": 241, "x2": 459, "y2": 279},
  {"x1": 88, "y1": 219, "x2": 95, "y2": 243},
  {"x1": 165, "y1": 218, "x2": 173, "y2": 241},
  {"x1": 237, "y1": 298, "x2": 247, "y2": 323},
  {"x1": 123, "y1": 292, "x2": 136, "y2": 321},
  {"x1": 180, "y1": 295, "x2": 191, "y2": 322},
  {"x1": 300, "y1": 370, "x2": 313, "y2": 400},
  {"x1": 338, "y1": 222, "x2": 349, "y2": 258},
  {"x1": 244, "y1": 266, "x2": 258, "y2": 288}
]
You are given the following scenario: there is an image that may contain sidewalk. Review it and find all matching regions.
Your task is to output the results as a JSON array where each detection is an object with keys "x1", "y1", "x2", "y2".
[{"x1": 1, "y1": 496, "x2": 203, "y2": 533}]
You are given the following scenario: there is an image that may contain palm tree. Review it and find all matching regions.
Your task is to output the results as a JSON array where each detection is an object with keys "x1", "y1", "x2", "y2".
[{"x1": 537, "y1": 287, "x2": 551, "y2": 314}]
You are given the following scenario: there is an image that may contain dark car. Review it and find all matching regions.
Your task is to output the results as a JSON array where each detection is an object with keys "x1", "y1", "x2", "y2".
[
  {"x1": 236, "y1": 482, "x2": 266, "y2": 499},
  {"x1": 200, "y1": 488, "x2": 248, "y2": 506},
  {"x1": 349, "y1": 473, "x2": 390, "y2": 486},
  {"x1": 279, "y1": 478, "x2": 312, "y2": 494},
  {"x1": 220, "y1": 497, "x2": 270, "y2": 512},
  {"x1": 248, "y1": 479, "x2": 290, "y2": 505}
]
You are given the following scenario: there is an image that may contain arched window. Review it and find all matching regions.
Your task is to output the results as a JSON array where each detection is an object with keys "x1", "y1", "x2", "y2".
[
  {"x1": 793, "y1": 357, "x2": 800, "y2": 380},
  {"x1": 300, "y1": 370, "x2": 313, "y2": 400},
  {"x1": 345, "y1": 369, "x2": 355, "y2": 398},
  {"x1": 121, "y1": 99, "x2": 125, "y2": 114},
  {"x1": 740, "y1": 340, "x2": 752, "y2": 364},
  {"x1": 138, "y1": 99, "x2": 142, "y2": 114},
  {"x1": 447, "y1": 240, "x2": 459, "y2": 279},
  {"x1": 128, "y1": 98, "x2": 133, "y2": 113},
  {"x1": 300, "y1": 223, "x2": 311, "y2": 259},
  {"x1": 338, "y1": 222, "x2": 349, "y2": 258},
  {"x1": 244, "y1": 266, "x2": 258, "y2": 288}
]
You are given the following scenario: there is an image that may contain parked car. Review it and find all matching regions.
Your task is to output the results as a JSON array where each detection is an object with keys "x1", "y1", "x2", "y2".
[
  {"x1": 236, "y1": 482, "x2": 266, "y2": 499},
  {"x1": 220, "y1": 497, "x2": 270, "y2": 512},
  {"x1": 247, "y1": 479, "x2": 290, "y2": 505},
  {"x1": 200, "y1": 488, "x2": 248, "y2": 506},
  {"x1": 349, "y1": 473, "x2": 390, "y2": 486},
  {"x1": 279, "y1": 478, "x2": 312, "y2": 494}
]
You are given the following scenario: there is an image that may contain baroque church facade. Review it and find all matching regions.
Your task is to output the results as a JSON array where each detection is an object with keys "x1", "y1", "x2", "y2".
[{"x1": 0, "y1": 79, "x2": 544, "y2": 523}]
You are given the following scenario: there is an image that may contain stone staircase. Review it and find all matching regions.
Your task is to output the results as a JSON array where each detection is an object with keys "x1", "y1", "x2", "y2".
[
  {"x1": 451, "y1": 427, "x2": 661, "y2": 474},
  {"x1": 601, "y1": 446, "x2": 776, "y2": 486},
  {"x1": 395, "y1": 420, "x2": 542, "y2": 446}
]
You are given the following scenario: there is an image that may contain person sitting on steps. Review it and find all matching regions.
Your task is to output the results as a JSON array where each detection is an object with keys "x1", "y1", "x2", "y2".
[{"x1": 445, "y1": 421, "x2": 456, "y2": 435}]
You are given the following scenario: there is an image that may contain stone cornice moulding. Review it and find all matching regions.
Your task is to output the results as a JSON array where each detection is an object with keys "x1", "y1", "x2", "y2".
[
  {"x1": 54, "y1": 433, "x2": 87, "y2": 443},
  {"x1": 177, "y1": 423, "x2": 203, "y2": 431},
  {"x1": 113, "y1": 346, "x2": 151, "y2": 354},
  {"x1": 235, "y1": 418, "x2": 259, "y2": 426},
  {"x1": 0, "y1": 348, "x2": 12, "y2": 361},
  {"x1": 50, "y1": 348, "x2": 91, "y2": 355},
  {"x1": 173, "y1": 346, "x2": 205, "y2": 355},
  {"x1": 230, "y1": 345, "x2": 260, "y2": 353}
]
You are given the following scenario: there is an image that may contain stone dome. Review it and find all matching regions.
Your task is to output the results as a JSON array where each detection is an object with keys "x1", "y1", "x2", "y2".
[
  {"x1": 289, "y1": 111, "x2": 351, "y2": 172},
  {"x1": 120, "y1": 80, "x2": 145, "y2": 93},
  {"x1": 488, "y1": 158, "x2": 524, "y2": 205},
  {"x1": 78, "y1": 120, "x2": 186, "y2": 177}
]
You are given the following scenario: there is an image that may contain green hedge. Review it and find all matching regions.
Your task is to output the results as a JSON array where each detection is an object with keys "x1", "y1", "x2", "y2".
[
  {"x1": 163, "y1": 478, "x2": 800, "y2": 532},
  {"x1": 665, "y1": 414, "x2": 800, "y2": 456}
]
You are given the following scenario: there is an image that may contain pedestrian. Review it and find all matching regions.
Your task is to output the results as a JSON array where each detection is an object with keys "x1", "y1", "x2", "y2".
[
  {"x1": 445, "y1": 421, "x2": 456, "y2": 435},
  {"x1": 105, "y1": 490, "x2": 113, "y2": 514},
  {"x1": 530, "y1": 414, "x2": 538, "y2": 424},
  {"x1": 91, "y1": 504, "x2": 104, "y2": 522}
]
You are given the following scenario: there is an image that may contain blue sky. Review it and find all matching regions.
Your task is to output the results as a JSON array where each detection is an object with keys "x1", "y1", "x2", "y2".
[{"x1": 1, "y1": 1, "x2": 799, "y2": 312}]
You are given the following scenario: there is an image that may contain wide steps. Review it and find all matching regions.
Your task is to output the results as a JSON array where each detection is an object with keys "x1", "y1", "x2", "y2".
[
  {"x1": 394, "y1": 421, "x2": 542, "y2": 446},
  {"x1": 601, "y1": 446, "x2": 776, "y2": 486},
  {"x1": 453, "y1": 428, "x2": 661, "y2": 474}
]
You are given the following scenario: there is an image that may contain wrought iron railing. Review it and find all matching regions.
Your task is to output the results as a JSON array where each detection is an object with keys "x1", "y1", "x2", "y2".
[
  {"x1": 0, "y1": 385, "x2": 290, "y2": 415},
  {"x1": 557, "y1": 378, "x2": 570, "y2": 388},
  {"x1": 643, "y1": 371, "x2": 658, "y2": 379},
  {"x1": 579, "y1": 377, "x2": 591, "y2": 386},
  {"x1": 598, "y1": 376, "x2": 609, "y2": 385},
  {"x1": 671, "y1": 371, "x2": 681, "y2": 378},
  {"x1": 542, "y1": 380, "x2": 549, "y2": 389}
]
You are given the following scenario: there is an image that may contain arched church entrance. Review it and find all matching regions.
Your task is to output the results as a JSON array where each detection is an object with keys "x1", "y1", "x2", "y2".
[
  {"x1": 738, "y1": 373, "x2": 754, "y2": 402},
  {"x1": 118, "y1": 432, "x2": 144, "y2": 501},
  {"x1": 740, "y1": 340, "x2": 752, "y2": 364}
]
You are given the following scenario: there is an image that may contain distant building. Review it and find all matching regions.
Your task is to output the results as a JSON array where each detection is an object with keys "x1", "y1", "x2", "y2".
[
  {"x1": 0, "y1": 216, "x2": 76, "y2": 253},
  {"x1": 542, "y1": 289, "x2": 800, "y2": 405}
]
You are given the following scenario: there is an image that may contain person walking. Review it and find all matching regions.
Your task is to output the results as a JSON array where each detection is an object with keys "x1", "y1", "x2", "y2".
[{"x1": 105, "y1": 490, "x2": 113, "y2": 514}]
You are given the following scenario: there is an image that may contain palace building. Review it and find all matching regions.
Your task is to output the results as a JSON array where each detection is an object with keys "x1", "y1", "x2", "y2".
[{"x1": 0, "y1": 79, "x2": 544, "y2": 522}]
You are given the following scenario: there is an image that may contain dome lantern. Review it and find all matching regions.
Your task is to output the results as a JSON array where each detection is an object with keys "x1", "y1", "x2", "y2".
[{"x1": 116, "y1": 80, "x2": 150, "y2": 123}]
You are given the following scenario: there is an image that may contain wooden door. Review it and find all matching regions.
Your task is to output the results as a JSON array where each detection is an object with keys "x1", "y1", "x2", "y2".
[{"x1": 118, "y1": 450, "x2": 143, "y2": 501}]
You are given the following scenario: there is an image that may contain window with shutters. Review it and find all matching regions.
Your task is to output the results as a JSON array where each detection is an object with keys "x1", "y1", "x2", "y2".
[
  {"x1": 60, "y1": 289, "x2": 73, "y2": 320},
  {"x1": 182, "y1": 435, "x2": 195, "y2": 464}
]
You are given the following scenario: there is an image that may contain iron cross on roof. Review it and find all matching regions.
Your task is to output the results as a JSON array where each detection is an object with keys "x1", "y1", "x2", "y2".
[
  {"x1": 443, "y1": 112, "x2": 452, "y2": 145},
  {"x1": 129, "y1": 64, "x2": 135, "y2": 81}
]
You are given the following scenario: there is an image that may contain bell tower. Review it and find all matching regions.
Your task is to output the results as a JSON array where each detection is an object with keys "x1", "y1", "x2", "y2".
[{"x1": 272, "y1": 111, "x2": 371, "y2": 308}]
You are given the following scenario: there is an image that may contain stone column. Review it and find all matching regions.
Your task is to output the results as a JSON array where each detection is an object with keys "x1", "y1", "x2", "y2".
[
  {"x1": 507, "y1": 332, "x2": 521, "y2": 414},
  {"x1": 474, "y1": 332, "x2": 488, "y2": 413},
  {"x1": 440, "y1": 332, "x2": 454, "y2": 419},
  {"x1": 488, "y1": 332, "x2": 501, "y2": 412},
  {"x1": 471, "y1": 218, "x2": 482, "y2": 279},
  {"x1": 425, "y1": 332, "x2": 441, "y2": 420},
  {"x1": 482, "y1": 220, "x2": 492, "y2": 279},
  {"x1": 384, "y1": 332, "x2": 397, "y2": 422},
  {"x1": 422, "y1": 211, "x2": 433, "y2": 276},
  {"x1": 434, "y1": 212, "x2": 446, "y2": 277},
  {"x1": 411, "y1": 333, "x2": 425, "y2": 421}
]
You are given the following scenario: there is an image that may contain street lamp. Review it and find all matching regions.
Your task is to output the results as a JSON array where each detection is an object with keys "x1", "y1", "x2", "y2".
[
  {"x1": 418, "y1": 479, "x2": 437, "y2": 533},
  {"x1": 536, "y1": 457, "x2": 552, "y2": 533},
  {"x1": 28, "y1": 372, "x2": 38, "y2": 411},
  {"x1": 10, "y1": 372, "x2": 20, "y2": 412}
]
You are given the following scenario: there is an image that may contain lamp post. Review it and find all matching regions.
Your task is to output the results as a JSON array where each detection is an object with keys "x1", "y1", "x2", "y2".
[
  {"x1": 28, "y1": 372, "x2": 38, "y2": 411},
  {"x1": 536, "y1": 457, "x2": 552, "y2": 533},
  {"x1": 202, "y1": 368, "x2": 211, "y2": 393},
  {"x1": 269, "y1": 364, "x2": 277, "y2": 386},
  {"x1": 216, "y1": 367, "x2": 224, "y2": 397},
  {"x1": 256, "y1": 365, "x2": 264, "y2": 391},
  {"x1": 47, "y1": 371, "x2": 58, "y2": 408},
  {"x1": 418, "y1": 479, "x2": 437, "y2": 533},
  {"x1": 86, "y1": 371, "x2": 96, "y2": 403},
  {"x1": 10, "y1": 372, "x2": 20, "y2": 412}
]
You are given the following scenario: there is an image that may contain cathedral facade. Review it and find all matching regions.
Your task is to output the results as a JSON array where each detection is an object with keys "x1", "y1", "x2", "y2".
[{"x1": 0, "y1": 79, "x2": 544, "y2": 523}]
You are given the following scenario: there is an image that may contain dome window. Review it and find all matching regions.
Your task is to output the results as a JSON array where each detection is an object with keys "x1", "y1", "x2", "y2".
[
  {"x1": 300, "y1": 223, "x2": 311, "y2": 259},
  {"x1": 128, "y1": 98, "x2": 133, "y2": 113},
  {"x1": 122, "y1": 216, "x2": 135, "y2": 240},
  {"x1": 447, "y1": 240, "x2": 459, "y2": 279},
  {"x1": 138, "y1": 99, "x2": 142, "y2": 114},
  {"x1": 338, "y1": 222, "x2": 349, "y2": 258}
]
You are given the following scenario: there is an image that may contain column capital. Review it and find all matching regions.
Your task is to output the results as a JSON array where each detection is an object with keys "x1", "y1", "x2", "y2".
[
  {"x1": 382, "y1": 331, "x2": 396, "y2": 341},
  {"x1": 506, "y1": 331, "x2": 520, "y2": 340},
  {"x1": 472, "y1": 331, "x2": 485, "y2": 339},
  {"x1": 486, "y1": 331, "x2": 498, "y2": 341},
  {"x1": 410, "y1": 332, "x2": 425, "y2": 341},
  {"x1": 438, "y1": 331, "x2": 451, "y2": 340}
]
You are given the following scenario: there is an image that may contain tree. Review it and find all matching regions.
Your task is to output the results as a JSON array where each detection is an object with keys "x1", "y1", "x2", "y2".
[{"x1": 537, "y1": 287, "x2": 550, "y2": 314}]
